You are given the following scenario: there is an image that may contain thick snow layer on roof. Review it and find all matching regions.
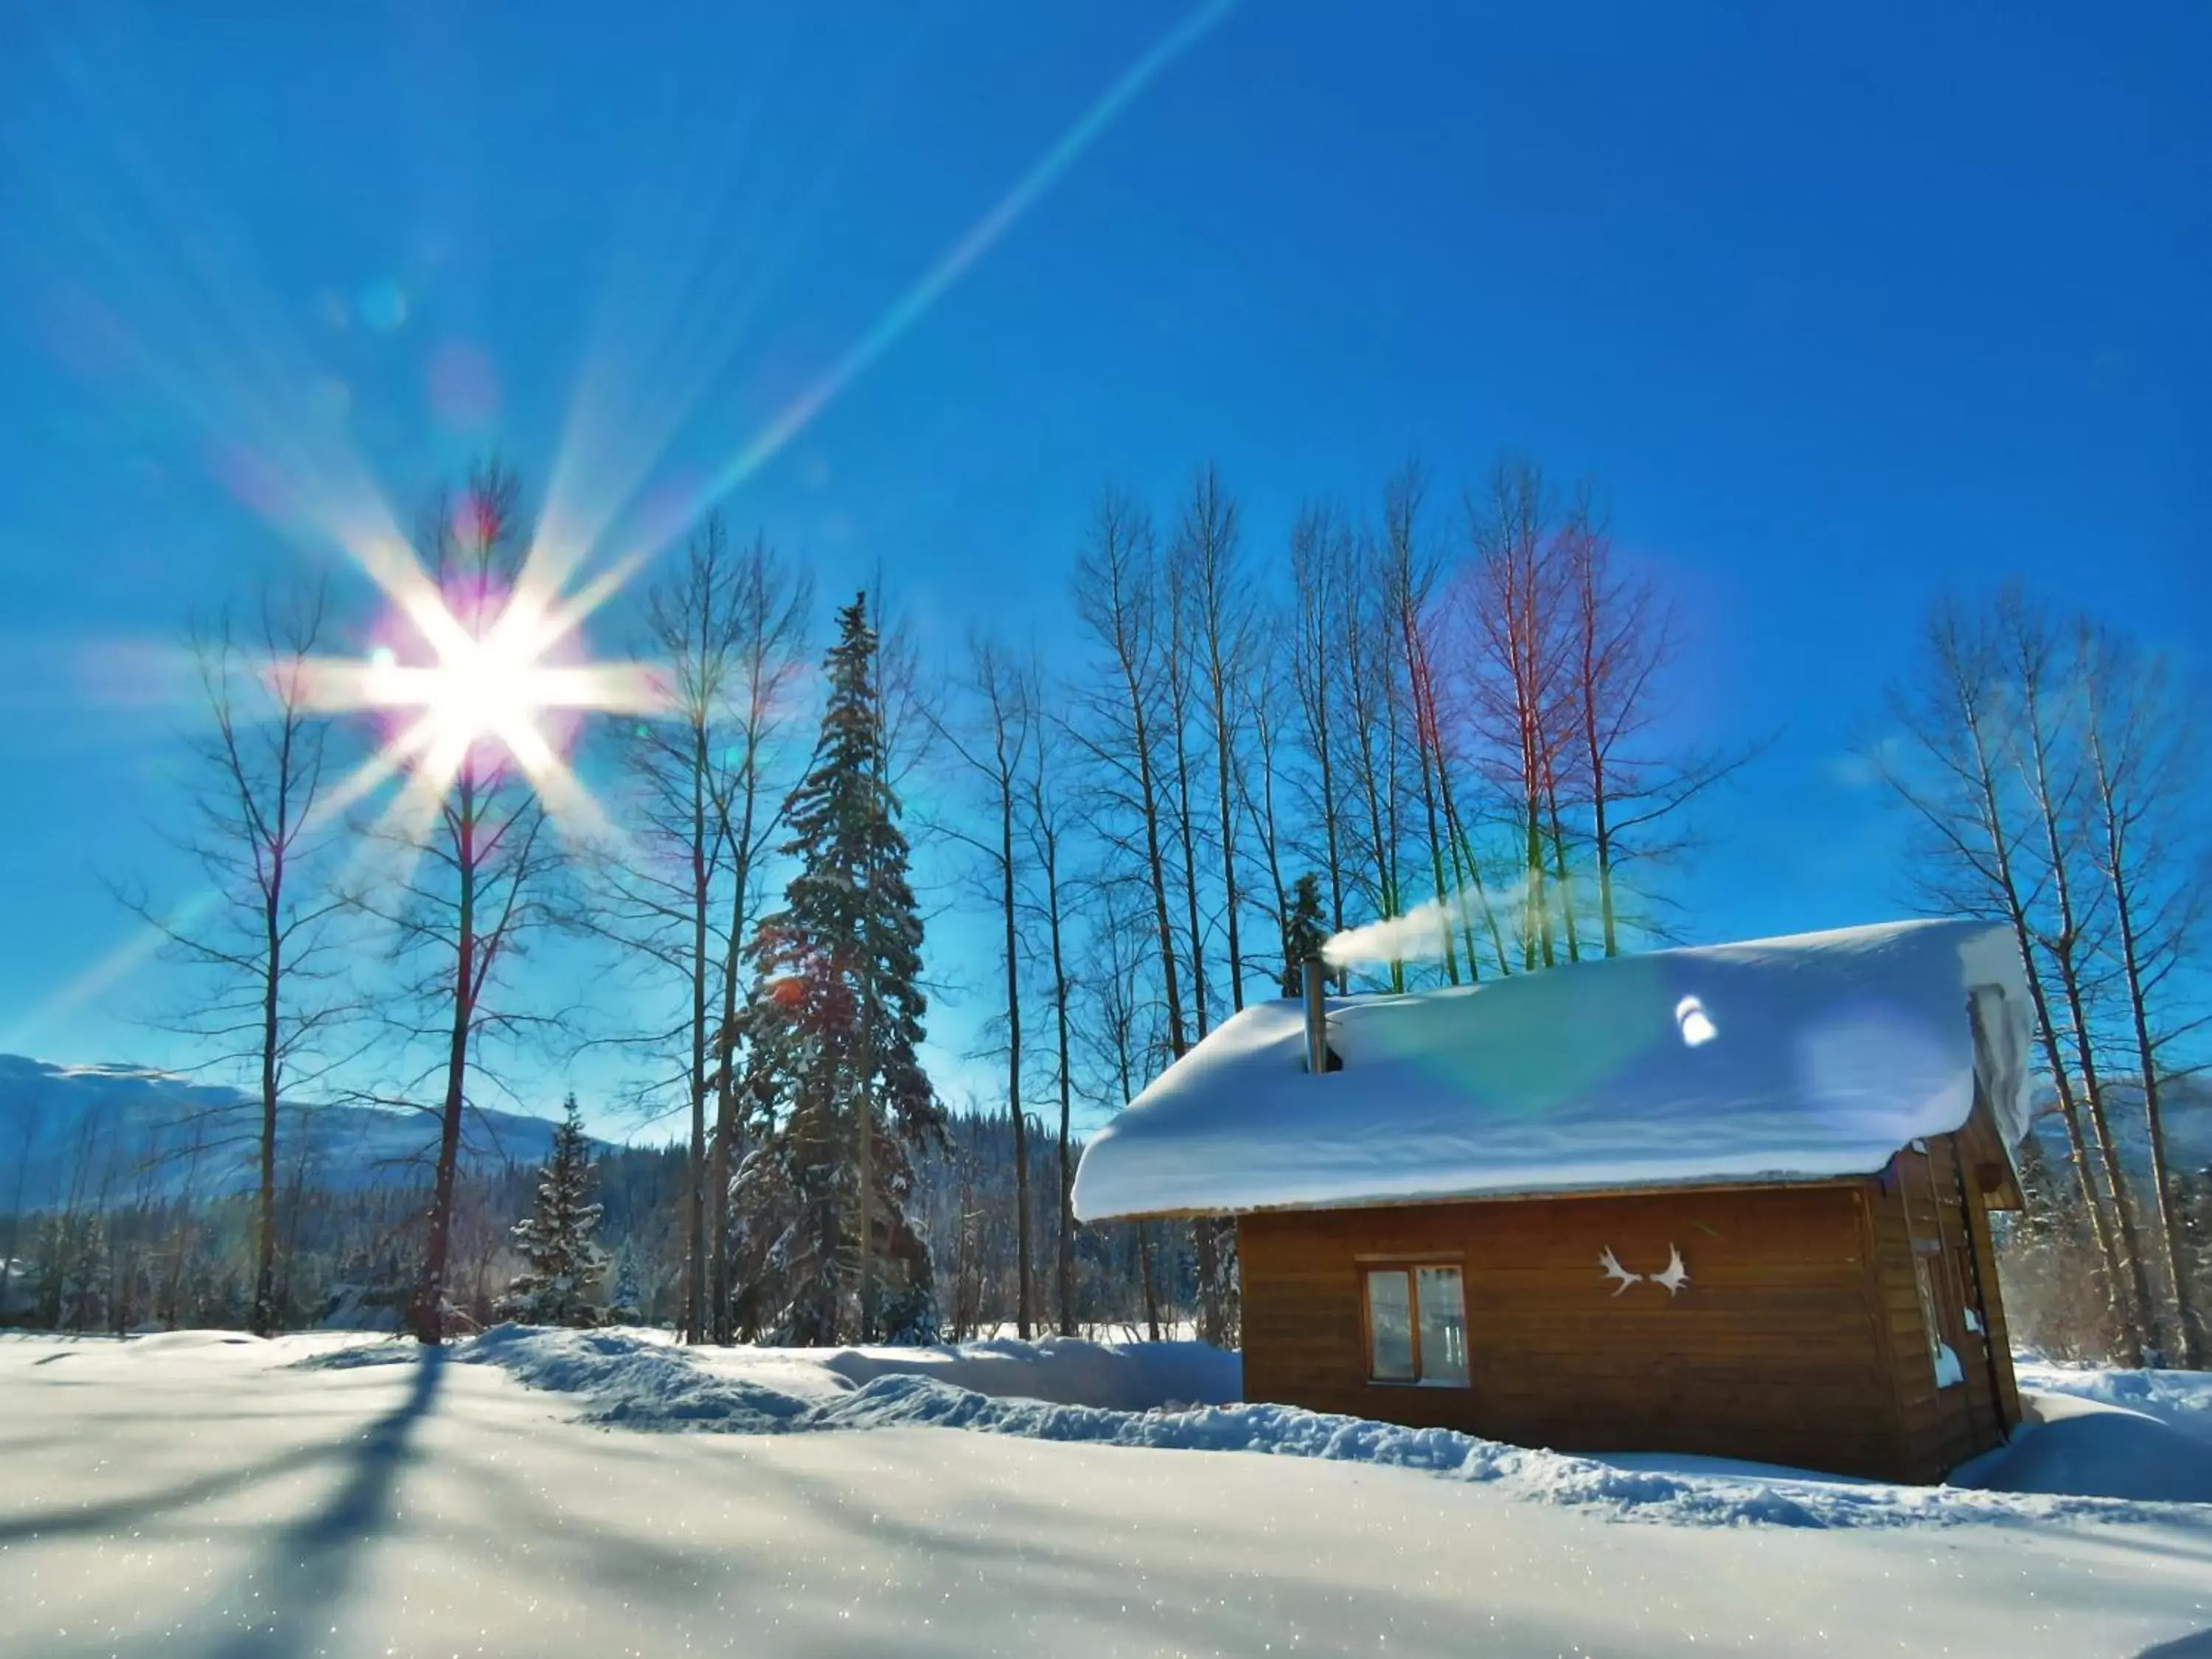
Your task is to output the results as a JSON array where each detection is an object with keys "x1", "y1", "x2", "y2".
[{"x1": 1072, "y1": 919, "x2": 2031, "y2": 1222}]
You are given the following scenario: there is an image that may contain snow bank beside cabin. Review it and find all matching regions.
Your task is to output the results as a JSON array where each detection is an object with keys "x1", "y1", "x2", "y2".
[
  {"x1": 1957, "y1": 1389, "x2": 2212, "y2": 1505},
  {"x1": 435, "y1": 1329, "x2": 2205, "y2": 1530},
  {"x1": 1073, "y1": 918, "x2": 2032, "y2": 1221},
  {"x1": 437, "y1": 1326, "x2": 1241, "y2": 1425},
  {"x1": 2015, "y1": 1358, "x2": 2212, "y2": 1430}
]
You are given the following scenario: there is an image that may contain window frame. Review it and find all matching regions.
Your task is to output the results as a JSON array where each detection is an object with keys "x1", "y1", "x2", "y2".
[
  {"x1": 1359, "y1": 1260, "x2": 1470, "y2": 1388},
  {"x1": 1908, "y1": 1145, "x2": 1967, "y2": 1391},
  {"x1": 1911, "y1": 1239, "x2": 1962, "y2": 1390}
]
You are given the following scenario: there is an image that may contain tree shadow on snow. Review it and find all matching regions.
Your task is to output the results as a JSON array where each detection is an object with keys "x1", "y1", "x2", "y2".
[
  {"x1": 0, "y1": 1437, "x2": 347, "y2": 1545},
  {"x1": 2139, "y1": 1634, "x2": 2212, "y2": 1659},
  {"x1": 203, "y1": 1346, "x2": 446, "y2": 1659}
]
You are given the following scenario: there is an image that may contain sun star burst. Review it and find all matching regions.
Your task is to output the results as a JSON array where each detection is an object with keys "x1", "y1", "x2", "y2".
[{"x1": 296, "y1": 548, "x2": 668, "y2": 848}]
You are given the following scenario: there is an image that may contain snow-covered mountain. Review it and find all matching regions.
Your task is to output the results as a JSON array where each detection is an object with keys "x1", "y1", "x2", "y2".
[
  {"x1": 0, "y1": 1054, "x2": 571, "y2": 1212},
  {"x1": 2027, "y1": 1074, "x2": 2212, "y2": 1178}
]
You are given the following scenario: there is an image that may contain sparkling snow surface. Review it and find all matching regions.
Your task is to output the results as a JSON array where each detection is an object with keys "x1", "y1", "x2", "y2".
[
  {"x1": 5, "y1": 1330, "x2": 2210, "y2": 1658},
  {"x1": 1074, "y1": 918, "x2": 2033, "y2": 1222}
]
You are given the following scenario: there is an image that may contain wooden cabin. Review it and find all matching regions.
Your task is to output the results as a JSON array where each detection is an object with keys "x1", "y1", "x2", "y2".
[{"x1": 1071, "y1": 919, "x2": 2035, "y2": 1484}]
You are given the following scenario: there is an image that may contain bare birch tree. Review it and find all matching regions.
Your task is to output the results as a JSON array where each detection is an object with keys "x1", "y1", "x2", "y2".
[
  {"x1": 1465, "y1": 459, "x2": 1572, "y2": 970},
  {"x1": 1556, "y1": 495, "x2": 1753, "y2": 954},
  {"x1": 1021, "y1": 655, "x2": 1083, "y2": 1334},
  {"x1": 355, "y1": 461, "x2": 566, "y2": 1346},
  {"x1": 1340, "y1": 526, "x2": 1409, "y2": 990},
  {"x1": 1074, "y1": 877, "x2": 1168, "y2": 1339},
  {"x1": 1869, "y1": 594, "x2": 2140, "y2": 1361},
  {"x1": 581, "y1": 515, "x2": 751, "y2": 1344},
  {"x1": 1380, "y1": 462, "x2": 1467, "y2": 982},
  {"x1": 2074, "y1": 617, "x2": 2208, "y2": 1364},
  {"x1": 1161, "y1": 530, "x2": 1213, "y2": 1039},
  {"x1": 1289, "y1": 502, "x2": 1352, "y2": 973},
  {"x1": 132, "y1": 583, "x2": 348, "y2": 1335},
  {"x1": 1997, "y1": 589, "x2": 2157, "y2": 1361},
  {"x1": 1178, "y1": 464, "x2": 1253, "y2": 1013},
  {"x1": 1239, "y1": 610, "x2": 1298, "y2": 980},
  {"x1": 932, "y1": 635, "x2": 1037, "y2": 1337},
  {"x1": 1070, "y1": 489, "x2": 1188, "y2": 1060},
  {"x1": 704, "y1": 535, "x2": 811, "y2": 1343}
]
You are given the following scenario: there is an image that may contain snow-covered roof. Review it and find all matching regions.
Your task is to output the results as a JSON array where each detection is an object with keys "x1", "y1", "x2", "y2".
[{"x1": 1071, "y1": 919, "x2": 2034, "y2": 1222}]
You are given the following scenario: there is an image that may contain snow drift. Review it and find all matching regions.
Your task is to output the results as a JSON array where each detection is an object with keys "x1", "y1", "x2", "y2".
[
  {"x1": 1959, "y1": 1391, "x2": 2212, "y2": 1505},
  {"x1": 321, "y1": 1327, "x2": 2212, "y2": 1531}
]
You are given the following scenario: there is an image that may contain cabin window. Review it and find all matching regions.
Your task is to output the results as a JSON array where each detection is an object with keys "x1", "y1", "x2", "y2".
[
  {"x1": 1363, "y1": 1265, "x2": 1467, "y2": 1386},
  {"x1": 1912, "y1": 1256, "x2": 1941, "y2": 1364},
  {"x1": 1913, "y1": 1252, "x2": 1963, "y2": 1389}
]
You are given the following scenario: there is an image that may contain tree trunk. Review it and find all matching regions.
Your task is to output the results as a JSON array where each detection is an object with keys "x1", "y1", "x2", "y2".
[
  {"x1": 1588, "y1": 754, "x2": 1620, "y2": 957},
  {"x1": 2116, "y1": 905, "x2": 2202, "y2": 1366},
  {"x1": 252, "y1": 898, "x2": 282, "y2": 1338},
  {"x1": 1171, "y1": 717, "x2": 1210, "y2": 1040},
  {"x1": 686, "y1": 718, "x2": 709, "y2": 1346},
  {"x1": 1051, "y1": 902, "x2": 1077, "y2": 1336},
  {"x1": 1436, "y1": 757, "x2": 1506, "y2": 976},
  {"x1": 2014, "y1": 651, "x2": 2154, "y2": 1363},
  {"x1": 855, "y1": 1012, "x2": 874, "y2": 1345},
  {"x1": 1138, "y1": 1222, "x2": 1161, "y2": 1342},
  {"x1": 712, "y1": 754, "x2": 762, "y2": 1344},
  {"x1": 1543, "y1": 766, "x2": 1580, "y2": 963},
  {"x1": 1408, "y1": 657, "x2": 1457, "y2": 982},
  {"x1": 1002, "y1": 783, "x2": 1032, "y2": 1339},
  {"x1": 1575, "y1": 562, "x2": 1622, "y2": 957},
  {"x1": 411, "y1": 811, "x2": 476, "y2": 1346},
  {"x1": 2081, "y1": 632, "x2": 2204, "y2": 1367},
  {"x1": 1211, "y1": 688, "x2": 1245, "y2": 1014},
  {"x1": 1135, "y1": 717, "x2": 1188, "y2": 1058},
  {"x1": 1248, "y1": 686, "x2": 1293, "y2": 986}
]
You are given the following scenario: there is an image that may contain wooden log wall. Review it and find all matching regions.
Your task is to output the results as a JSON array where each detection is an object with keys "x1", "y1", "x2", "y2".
[
  {"x1": 1863, "y1": 1133, "x2": 2019, "y2": 1481},
  {"x1": 1239, "y1": 1180, "x2": 1932, "y2": 1481}
]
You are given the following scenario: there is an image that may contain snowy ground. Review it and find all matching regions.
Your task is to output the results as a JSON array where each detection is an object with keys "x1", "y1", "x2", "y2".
[{"x1": 4, "y1": 1332, "x2": 2209, "y2": 1658}]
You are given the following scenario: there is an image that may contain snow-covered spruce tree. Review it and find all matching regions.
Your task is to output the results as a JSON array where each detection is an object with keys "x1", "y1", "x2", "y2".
[
  {"x1": 732, "y1": 592, "x2": 945, "y2": 1345},
  {"x1": 607, "y1": 1242, "x2": 644, "y2": 1326},
  {"x1": 494, "y1": 1096, "x2": 611, "y2": 1329}
]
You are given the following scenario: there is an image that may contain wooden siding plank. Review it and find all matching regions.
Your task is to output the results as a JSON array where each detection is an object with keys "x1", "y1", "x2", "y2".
[{"x1": 1240, "y1": 1181, "x2": 1933, "y2": 1482}]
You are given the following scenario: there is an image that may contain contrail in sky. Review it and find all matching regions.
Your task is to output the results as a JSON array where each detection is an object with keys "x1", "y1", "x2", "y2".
[{"x1": 670, "y1": 0, "x2": 1239, "y2": 532}]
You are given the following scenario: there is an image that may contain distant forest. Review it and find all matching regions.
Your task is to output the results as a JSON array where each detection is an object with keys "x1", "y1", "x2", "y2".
[{"x1": 3, "y1": 1105, "x2": 1188, "y2": 1341}]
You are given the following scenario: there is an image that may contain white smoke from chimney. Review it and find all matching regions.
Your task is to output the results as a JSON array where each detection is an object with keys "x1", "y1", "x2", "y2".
[{"x1": 1321, "y1": 877, "x2": 1537, "y2": 970}]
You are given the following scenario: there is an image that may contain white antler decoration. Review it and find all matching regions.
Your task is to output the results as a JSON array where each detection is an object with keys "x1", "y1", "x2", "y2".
[
  {"x1": 1598, "y1": 1247, "x2": 1642, "y2": 1296},
  {"x1": 1650, "y1": 1244, "x2": 1691, "y2": 1296}
]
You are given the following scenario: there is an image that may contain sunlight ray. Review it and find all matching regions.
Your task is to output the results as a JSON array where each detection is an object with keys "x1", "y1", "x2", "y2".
[
  {"x1": 0, "y1": 890, "x2": 223, "y2": 1055},
  {"x1": 667, "y1": 0, "x2": 1237, "y2": 537},
  {"x1": 501, "y1": 720, "x2": 624, "y2": 852},
  {"x1": 537, "y1": 0, "x2": 1237, "y2": 626},
  {"x1": 531, "y1": 13, "x2": 841, "y2": 600},
  {"x1": 29, "y1": 16, "x2": 417, "y2": 619}
]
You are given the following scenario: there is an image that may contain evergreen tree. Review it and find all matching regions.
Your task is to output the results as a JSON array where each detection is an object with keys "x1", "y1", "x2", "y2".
[
  {"x1": 58, "y1": 1214, "x2": 109, "y2": 1332},
  {"x1": 608, "y1": 1242, "x2": 644, "y2": 1326},
  {"x1": 732, "y1": 593, "x2": 945, "y2": 1344},
  {"x1": 494, "y1": 1096, "x2": 611, "y2": 1328},
  {"x1": 1281, "y1": 871, "x2": 1329, "y2": 994},
  {"x1": 31, "y1": 1213, "x2": 66, "y2": 1329}
]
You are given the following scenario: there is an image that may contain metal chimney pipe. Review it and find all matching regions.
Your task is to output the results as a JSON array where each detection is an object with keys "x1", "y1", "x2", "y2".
[{"x1": 1302, "y1": 958, "x2": 1329, "y2": 1075}]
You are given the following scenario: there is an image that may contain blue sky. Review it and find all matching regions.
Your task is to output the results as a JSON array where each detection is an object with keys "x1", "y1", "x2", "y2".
[{"x1": 0, "y1": 2, "x2": 2203, "y2": 1133}]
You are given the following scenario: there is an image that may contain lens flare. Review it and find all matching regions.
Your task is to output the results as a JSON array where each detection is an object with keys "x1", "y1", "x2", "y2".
[
  {"x1": 293, "y1": 567, "x2": 669, "y2": 847},
  {"x1": 1675, "y1": 995, "x2": 1719, "y2": 1048}
]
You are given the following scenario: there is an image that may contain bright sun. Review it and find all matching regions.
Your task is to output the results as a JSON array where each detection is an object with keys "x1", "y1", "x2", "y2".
[
  {"x1": 295, "y1": 568, "x2": 667, "y2": 835},
  {"x1": 369, "y1": 627, "x2": 551, "y2": 759}
]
